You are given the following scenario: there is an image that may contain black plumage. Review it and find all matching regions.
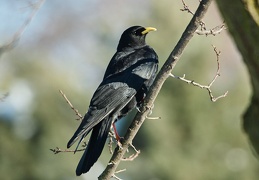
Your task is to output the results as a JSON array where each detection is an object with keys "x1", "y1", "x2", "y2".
[{"x1": 67, "y1": 26, "x2": 158, "y2": 176}]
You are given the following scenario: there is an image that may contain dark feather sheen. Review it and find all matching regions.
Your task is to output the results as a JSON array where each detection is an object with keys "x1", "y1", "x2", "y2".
[{"x1": 67, "y1": 26, "x2": 158, "y2": 176}]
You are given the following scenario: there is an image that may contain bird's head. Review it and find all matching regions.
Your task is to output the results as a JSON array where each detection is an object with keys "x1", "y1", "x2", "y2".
[{"x1": 117, "y1": 26, "x2": 157, "y2": 51}]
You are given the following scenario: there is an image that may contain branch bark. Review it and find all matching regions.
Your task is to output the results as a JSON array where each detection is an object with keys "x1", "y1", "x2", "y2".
[
  {"x1": 98, "y1": 0, "x2": 213, "y2": 179},
  {"x1": 216, "y1": 0, "x2": 259, "y2": 156}
]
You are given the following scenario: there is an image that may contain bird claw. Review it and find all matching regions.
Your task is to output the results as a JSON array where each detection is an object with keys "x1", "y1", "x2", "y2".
[
  {"x1": 137, "y1": 104, "x2": 160, "y2": 119},
  {"x1": 136, "y1": 103, "x2": 154, "y2": 113},
  {"x1": 117, "y1": 140, "x2": 123, "y2": 149},
  {"x1": 136, "y1": 106, "x2": 142, "y2": 112}
]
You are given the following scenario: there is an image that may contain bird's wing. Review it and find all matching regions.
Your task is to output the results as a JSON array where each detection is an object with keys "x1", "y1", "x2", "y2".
[
  {"x1": 131, "y1": 59, "x2": 158, "y2": 81},
  {"x1": 121, "y1": 57, "x2": 158, "y2": 90},
  {"x1": 67, "y1": 56, "x2": 158, "y2": 149},
  {"x1": 67, "y1": 82, "x2": 136, "y2": 148}
]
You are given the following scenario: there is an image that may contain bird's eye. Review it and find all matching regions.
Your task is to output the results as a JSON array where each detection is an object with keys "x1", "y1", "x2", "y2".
[
  {"x1": 133, "y1": 31, "x2": 138, "y2": 35},
  {"x1": 133, "y1": 29, "x2": 143, "y2": 36}
]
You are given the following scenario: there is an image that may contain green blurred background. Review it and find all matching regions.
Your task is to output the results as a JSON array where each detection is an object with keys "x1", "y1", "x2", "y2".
[{"x1": 0, "y1": 0, "x2": 258, "y2": 179}]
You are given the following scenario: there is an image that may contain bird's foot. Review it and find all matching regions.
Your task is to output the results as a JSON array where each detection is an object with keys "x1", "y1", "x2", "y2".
[
  {"x1": 117, "y1": 140, "x2": 123, "y2": 149},
  {"x1": 136, "y1": 106, "x2": 142, "y2": 113}
]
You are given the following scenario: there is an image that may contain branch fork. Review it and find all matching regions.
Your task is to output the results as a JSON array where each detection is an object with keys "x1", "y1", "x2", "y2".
[{"x1": 170, "y1": 45, "x2": 228, "y2": 102}]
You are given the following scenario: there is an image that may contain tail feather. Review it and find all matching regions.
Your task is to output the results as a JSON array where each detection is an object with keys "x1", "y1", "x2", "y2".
[
  {"x1": 67, "y1": 111, "x2": 109, "y2": 149},
  {"x1": 67, "y1": 113, "x2": 93, "y2": 149},
  {"x1": 67, "y1": 128, "x2": 91, "y2": 149},
  {"x1": 73, "y1": 133, "x2": 87, "y2": 153},
  {"x1": 76, "y1": 117, "x2": 113, "y2": 176}
]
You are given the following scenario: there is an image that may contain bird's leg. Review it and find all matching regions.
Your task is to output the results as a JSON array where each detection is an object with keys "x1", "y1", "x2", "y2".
[
  {"x1": 112, "y1": 123, "x2": 121, "y2": 141},
  {"x1": 112, "y1": 123, "x2": 123, "y2": 149}
]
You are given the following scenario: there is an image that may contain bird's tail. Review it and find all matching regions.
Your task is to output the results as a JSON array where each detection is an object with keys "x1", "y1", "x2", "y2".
[
  {"x1": 67, "y1": 113, "x2": 93, "y2": 149},
  {"x1": 76, "y1": 117, "x2": 113, "y2": 176}
]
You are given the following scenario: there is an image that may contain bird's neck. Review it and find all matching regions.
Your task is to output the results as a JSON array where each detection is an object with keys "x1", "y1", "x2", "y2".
[{"x1": 117, "y1": 44, "x2": 146, "y2": 52}]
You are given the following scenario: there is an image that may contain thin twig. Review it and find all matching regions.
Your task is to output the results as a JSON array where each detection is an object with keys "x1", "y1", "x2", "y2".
[
  {"x1": 121, "y1": 143, "x2": 140, "y2": 161},
  {"x1": 145, "y1": 104, "x2": 161, "y2": 120},
  {"x1": 146, "y1": 116, "x2": 161, "y2": 120},
  {"x1": 59, "y1": 90, "x2": 83, "y2": 120},
  {"x1": 111, "y1": 168, "x2": 127, "y2": 180},
  {"x1": 181, "y1": 0, "x2": 206, "y2": 30},
  {"x1": 115, "y1": 169, "x2": 127, "y2": 174},
  {"x1": 50, "y1": 147, "x2": 85, "y2": 154},
  {"x1": 180, "y1": 0, "x2": 194, "y2": 15},
  {"x1": 0, "y1": 0, "x2": 45, "y2": 56},
  {"x1": 181, "y1": 0, "x2": 227, "y2": 36},
  {"x1": 196, "y1": 23, "x2": 226, "y2": 36},
  {"x1": 112, "y1": 175, "x2": 122, "y2": 180},
  {"x1": 170, "y1": 45, "x2": 228, "y2": 102}
]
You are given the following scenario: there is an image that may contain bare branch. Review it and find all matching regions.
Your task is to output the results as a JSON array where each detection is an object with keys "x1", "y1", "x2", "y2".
[
  {"x1": 146, "y1": 116, "x2": 161, "y2": 120},
  {"x1": 59, "y1": 90, "x2": 83, "y2": 120},
  {"x1": 0, "y1": 0, "x2": 45, "y2": 57},
  {"x1": 112, "y1": 168, "x2": 127, "y2": 180},
  {"x1": 181, "y1": 0, "x2": 227, "y2": 36},
  {"x1": 111, "y1": 174, "x2": 122, "y2": 180},
  {"x1": 121, "y1": 143, "x2": 140, "y2": 161},
  {"x1": 112, "y1": 169, "x2": 126, "y2": 180},
  {"x1": 196, "y1": 23, "x2": 226, "y2": 36},
  {"x1": 114, "y1": 169, "x2": 126, "y2": 174},
  {"x1": 180, "y1": 0, "x2": 195, "y2": 15},
  {"x1": 170, "y1": 45, "x2": 228, "y2": 102},
  {"x1": 50, "y1": 147, "x2": 86, "y2": 154},
  {"x1": 181, "y1": 0, "x2": 206, "y2": 31},
  {"x1": 109, "y1": 143, "x2": 139, "y2": 179}
]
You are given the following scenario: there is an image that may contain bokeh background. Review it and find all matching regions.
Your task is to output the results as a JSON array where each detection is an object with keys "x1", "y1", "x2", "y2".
[{"x1": 0, "y1": 0, "x2": 258, "y2": 179}]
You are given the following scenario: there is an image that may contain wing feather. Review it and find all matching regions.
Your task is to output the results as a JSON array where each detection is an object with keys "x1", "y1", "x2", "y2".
[{"x1": 67, "y1": 82, "x2": 136, "y2": 148}]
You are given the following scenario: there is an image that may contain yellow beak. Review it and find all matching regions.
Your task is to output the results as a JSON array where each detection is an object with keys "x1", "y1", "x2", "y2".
[{"x1": 141, "y1": 27, "x2": 157, "y2": 35}]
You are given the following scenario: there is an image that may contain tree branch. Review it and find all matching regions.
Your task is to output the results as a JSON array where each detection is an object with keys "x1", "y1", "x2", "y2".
[
  {"x1": 0, "y1": 0, "x2": 45, "y2": 57},
  {"x1": 50, "y1": 146, "x2": 86, "y2": 154},
  {"x1": 98, "y1": 0, "x2": 213, "y2": 179},
  {"x1": 196, "y1": 23, "x2": 226, "y2": 36},
  {"x1": 170, "y1": 45, "x2": 228, "y2": 102},
  {"x1": 59, "y1": 90, "x2": 83, "y2": 120}
]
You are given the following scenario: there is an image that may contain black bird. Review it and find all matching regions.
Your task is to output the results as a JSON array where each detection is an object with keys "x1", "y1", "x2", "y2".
[{"x1": 67, "y1": 26, "x2": 158, "y2": 176}]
